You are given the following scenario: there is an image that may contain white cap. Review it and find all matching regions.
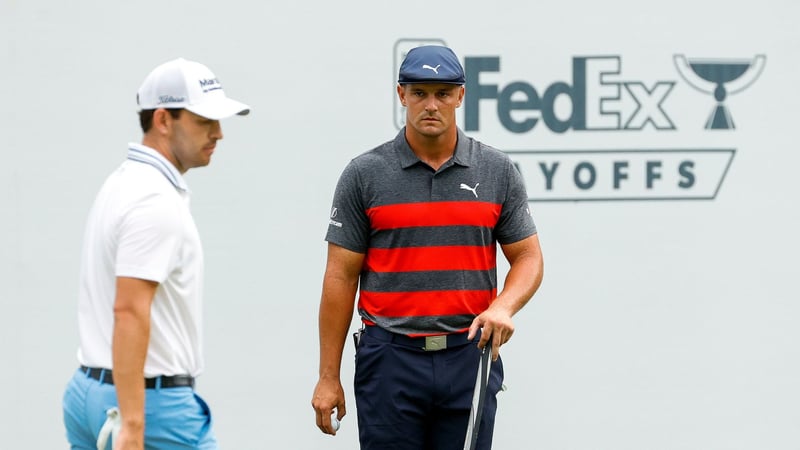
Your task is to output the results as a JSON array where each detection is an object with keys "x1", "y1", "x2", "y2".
[{"x1": 136, "y1": 58, "x2": 250, "y2": 120}]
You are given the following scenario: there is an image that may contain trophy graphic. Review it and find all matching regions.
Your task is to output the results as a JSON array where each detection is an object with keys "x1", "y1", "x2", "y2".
[{"x1": 674, "y1": 54, "x2": 766, "y2": 129}]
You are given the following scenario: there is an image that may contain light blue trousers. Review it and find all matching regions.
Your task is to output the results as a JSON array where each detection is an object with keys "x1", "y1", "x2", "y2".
[{"x1": 63, "y1": 368, "x2": 218, "y2": 449}]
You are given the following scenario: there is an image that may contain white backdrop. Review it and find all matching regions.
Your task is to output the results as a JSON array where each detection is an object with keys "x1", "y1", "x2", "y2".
[{"x1": 2, "y1": 0, "x2": 799, "y2": 449}]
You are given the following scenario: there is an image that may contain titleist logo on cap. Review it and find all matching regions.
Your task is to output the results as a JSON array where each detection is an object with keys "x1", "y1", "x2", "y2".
[{"x1": 158, "y1": 95, "x2": 186, "y2": 104}]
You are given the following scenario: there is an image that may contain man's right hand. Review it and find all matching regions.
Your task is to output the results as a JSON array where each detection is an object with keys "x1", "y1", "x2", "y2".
[
  {"x1": 113, "y1": 424, "x2": 144, "y2": 450},
  {"x1": 311, "y1": 376, "x2": 346, "y2": 436}
]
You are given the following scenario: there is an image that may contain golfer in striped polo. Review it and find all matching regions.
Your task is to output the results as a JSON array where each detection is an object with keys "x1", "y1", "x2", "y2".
[{"x1": 311, "y1": 45, "x2": 544, "y2": 450}]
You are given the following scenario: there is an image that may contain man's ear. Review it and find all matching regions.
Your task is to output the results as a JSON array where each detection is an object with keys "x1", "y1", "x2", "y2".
[{"x1": 152, "y1": 108, "x2": 172, "y2": 135}]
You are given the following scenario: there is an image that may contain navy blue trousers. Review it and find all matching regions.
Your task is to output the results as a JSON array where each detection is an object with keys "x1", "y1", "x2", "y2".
[{"x1": 354, "y1": 327, "x2": 504, "y2": 450}]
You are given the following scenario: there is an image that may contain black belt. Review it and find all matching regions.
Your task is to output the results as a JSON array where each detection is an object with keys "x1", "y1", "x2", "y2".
[
  {"x1": 80, "y1": 366, "x2": 195, "y2": 389},
  {"x1": 364, "y1": 325, "x2": 478, "y2": 351}
]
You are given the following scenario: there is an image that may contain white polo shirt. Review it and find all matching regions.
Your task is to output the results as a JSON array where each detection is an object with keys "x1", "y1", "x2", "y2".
[{"x1": 76, "y1": 143, "x2": 204, "y2": 377}]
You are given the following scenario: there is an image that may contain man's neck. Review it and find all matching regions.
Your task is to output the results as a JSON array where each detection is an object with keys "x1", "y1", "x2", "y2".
[{"x1": 405, "y1": 128, "x2": 457, "y2": 171}]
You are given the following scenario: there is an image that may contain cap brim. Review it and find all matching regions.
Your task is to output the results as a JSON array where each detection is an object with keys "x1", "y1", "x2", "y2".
[
  {"x1": 186, "y1": 96, "x2": 250, "y2": 120},
  {"x1": 398, "y1": 79, "x2": 465, "y2": 85}
]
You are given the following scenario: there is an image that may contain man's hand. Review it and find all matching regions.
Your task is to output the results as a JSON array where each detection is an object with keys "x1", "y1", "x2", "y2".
[
  {"x1": 113, "y1": 423, "x2": 144, "y2": 450},
  {"x1": 311, "y1": 376, "x2": 346, "y2": 435},
  {"x1": 468, "y1": 305, "x2": 515, "y2": 361}
]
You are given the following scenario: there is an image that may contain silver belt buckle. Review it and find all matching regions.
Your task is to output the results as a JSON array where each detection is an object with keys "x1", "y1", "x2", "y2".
[{"x1": 423, "y1": 335, "x2": 447, "y2": 351}]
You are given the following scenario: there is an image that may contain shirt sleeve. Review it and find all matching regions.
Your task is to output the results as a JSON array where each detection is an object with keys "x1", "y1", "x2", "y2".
[
  {"x1": 495, "y1": 158, "x2": 537, "y2": 245},
  {"x1": 115, "y1": 193, "x2": 182, "y2": 282},
  {"x1": 324, "y1": 160, "x2": 370, "y2": 254}
]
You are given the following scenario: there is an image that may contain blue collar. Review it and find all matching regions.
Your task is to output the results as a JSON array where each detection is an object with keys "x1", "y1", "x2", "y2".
[{"x1": 126, "y1": 143, "x2": 189, "y2": 192}]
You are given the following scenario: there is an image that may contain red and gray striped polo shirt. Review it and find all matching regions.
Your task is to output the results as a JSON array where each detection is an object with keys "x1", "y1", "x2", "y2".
[{"x1": 326, "y1": 128, "x2": 537, "y2": 337}]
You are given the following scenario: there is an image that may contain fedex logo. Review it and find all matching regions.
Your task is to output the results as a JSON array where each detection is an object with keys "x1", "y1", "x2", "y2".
[
  {"x1": 463, "y1": 56, "x2": 676, "y2": 133},
  {"x1": 391, "y1": 40, "x2": 763, "y2": 201}
]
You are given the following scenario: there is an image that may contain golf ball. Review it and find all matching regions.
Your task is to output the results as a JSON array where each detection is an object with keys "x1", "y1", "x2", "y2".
[{"x1": 331, "y1": 417, "x2": 340, "y2": 431}]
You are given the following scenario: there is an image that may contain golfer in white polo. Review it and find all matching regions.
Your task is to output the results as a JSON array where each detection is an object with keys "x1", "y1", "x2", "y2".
[{"x1": 62, "y1": 57, "x2": 249, "y2": 449}]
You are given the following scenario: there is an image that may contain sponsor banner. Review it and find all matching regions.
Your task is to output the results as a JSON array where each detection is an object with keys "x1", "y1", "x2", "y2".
[{"x1": 393, "y1": 38, "x2": 765, "y2": 202}]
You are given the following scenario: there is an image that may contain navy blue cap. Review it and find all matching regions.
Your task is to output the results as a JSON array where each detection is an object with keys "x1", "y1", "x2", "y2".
[{"x1": 398, "y1": 45, "x2": 465, "y2": 85}]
